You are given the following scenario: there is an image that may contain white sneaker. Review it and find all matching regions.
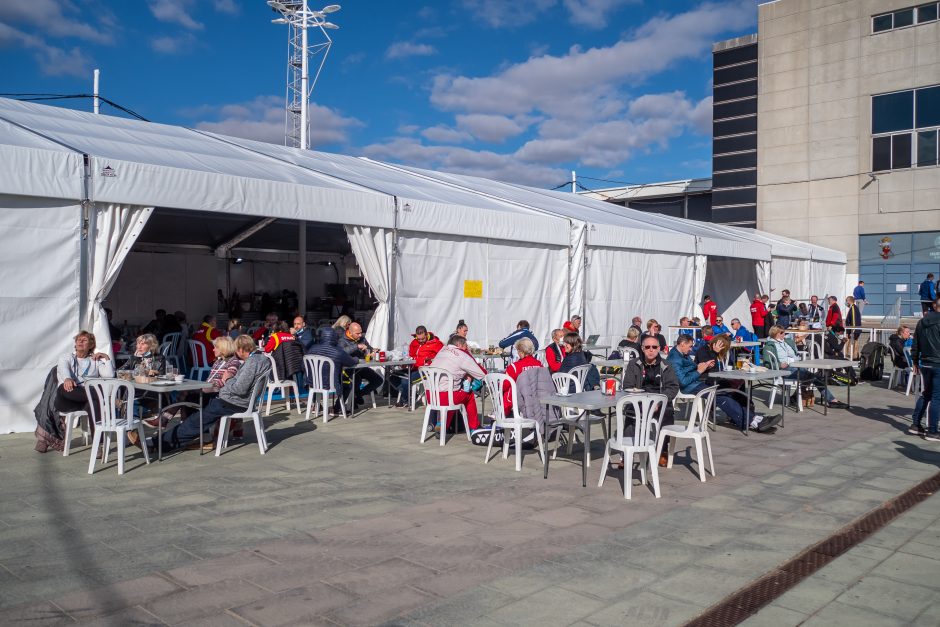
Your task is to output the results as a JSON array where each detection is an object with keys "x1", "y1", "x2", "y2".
[{"x1": 749, "y1": 414, "x2": 764, "y2": 429}]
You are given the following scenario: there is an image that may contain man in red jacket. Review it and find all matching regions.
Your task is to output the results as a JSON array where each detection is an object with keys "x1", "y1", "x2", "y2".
[
  {"x1": 545, "y1": 328, "x2": 566, "y2": 373},
  {"x1": 826, "y1": 296, "x2": 843, "y2": 328},
  {"x1": 503, "y1": 337, "x2": 542, "y2": 414},
  {"x1": 702, "y1": 295, "x2": 718, "y2": 326},
  {"x1": 400, "y1": 326, "x2": 443, "y2": 408},
  {"x1": 563, "y1": 315, "x2": 582, "y2": 334},
  {"x1": 750, "y1": 293, "x2": 768, "y2": 338}
]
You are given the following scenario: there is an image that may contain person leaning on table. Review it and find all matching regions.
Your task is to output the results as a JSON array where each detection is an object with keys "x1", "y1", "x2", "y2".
[{"x1": 131, "y1": 334, "x2": 271, "y2": 452}]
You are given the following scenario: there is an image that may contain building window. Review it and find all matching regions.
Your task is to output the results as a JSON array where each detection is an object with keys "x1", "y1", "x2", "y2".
[
  {"x1": 873, "y1": 3, "x2": 939, "y2": 32},
  {"x1": 872, "y1": 85, "x2": 940, "y2": 171}
]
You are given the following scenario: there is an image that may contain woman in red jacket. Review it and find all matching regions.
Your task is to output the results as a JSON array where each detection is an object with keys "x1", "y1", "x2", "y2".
[
  {"x1": 750, "y1": 294, "x2": 768, "y2": 338},
  {"x1": 825, "y1": 296, "x2": 843, "y2": 328}
]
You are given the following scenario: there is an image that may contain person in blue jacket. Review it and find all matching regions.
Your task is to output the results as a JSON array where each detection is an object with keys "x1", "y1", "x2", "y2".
[
  {"x1": 666, "y1": 335, "x2": 712, "y2": 394},
  {"x1": 712, "y1": 315, "x2": 731, "y2": 336},
  {"x1": 498, "y1": 319, "x2": 539, "y2": 360},
  {"x1": 919, "y1": 273, "x2": 937, "y2": 314}
]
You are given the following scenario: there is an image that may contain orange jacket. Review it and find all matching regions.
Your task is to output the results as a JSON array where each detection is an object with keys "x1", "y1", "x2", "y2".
[{"x1": 264, "y1": 331, "x2": 296, "y2": 353}]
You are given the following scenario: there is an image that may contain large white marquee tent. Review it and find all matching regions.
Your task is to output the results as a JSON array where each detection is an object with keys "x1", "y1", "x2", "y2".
[{"x1": 0, "y1": 98, "x2": 843, "y2": 433}]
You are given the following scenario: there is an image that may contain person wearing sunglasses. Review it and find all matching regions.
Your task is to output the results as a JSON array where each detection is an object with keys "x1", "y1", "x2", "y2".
[{"x1": 622, "y1": 337, "x2": 679, "y2": 467}]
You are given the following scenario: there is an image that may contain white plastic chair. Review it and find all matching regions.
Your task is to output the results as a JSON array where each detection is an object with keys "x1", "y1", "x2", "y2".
[
  {"x1": 61, "y1": 410, "x2": 89, "y2": 456},
  {"x1": 85, "y1": 379, "x2": 150, "y2": 475},
  {"x1": 888, "y1": 345, "x2": 909, "y2": 390},
  {"x1": 623, "y1": 348, "x2": 639, "y2": 362},
  {"x1": 264, "y1": 353, "x2": 301, "y2": 416},
  {"x1": 162, "y1": 332, "x2": 183, "y2": 371},
  {"x1": 550, "y1": 372, "x2": 607, "y2": 466},
  {"x1": 187, "y1": 340, "x2": 213, "y2": 381},
  {"x1": 216, "y1": 376, "x2": 269, "y2": 456},
  {"x1": 535, "y1": 349, "x2": 549, "y2": 368},
  {"x1": 903, "y1": 347, "x2": 922, "y2": 396},
  {"x1": 763, "y1": 350, "x2": 803, "y2": 412},
  {"x1": 481, "y1": 373, "x2": 545, "y2": 471},
  {"x1": 568, "y1": 363, "x2": 592, "y2": 391},
  {"x1": 303, "y1": 355, "x2": 346, "y2": 423},
  {"x1": 419, "y1": 366, "x2": 470, "y2": 446},
  {"x1": 656, "y1": 385, "x2": 717, "y2": 482},
  {"x1": 598, "y1": 393, "x2": 666, "y2": 499}
]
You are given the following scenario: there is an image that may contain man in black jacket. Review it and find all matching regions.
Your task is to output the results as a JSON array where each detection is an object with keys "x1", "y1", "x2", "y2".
[
  {"x1": 308, "y1": 327, "x2": 357, "y2": 413},
  {"x1": 888, "y1": 325, "x2": 911, "y2": 369},
  {"x1": 622, "y1": 337, "x2": 680, "y2": 466},
  {"x1": 337, "y1": 322, "x2": 383, "y2": 405},
  {"x1": 911, "y1": 298, "x2": 940, "y2": 440}
]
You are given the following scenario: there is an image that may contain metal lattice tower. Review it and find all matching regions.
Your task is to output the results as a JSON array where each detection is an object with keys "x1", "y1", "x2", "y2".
[{"x1": 268, "y1": 1, "x2": 340, "y2": 150}]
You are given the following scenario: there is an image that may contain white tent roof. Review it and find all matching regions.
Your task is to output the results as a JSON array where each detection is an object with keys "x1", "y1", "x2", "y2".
[
  {"x1": 387, "y1": 163, "x2": 699, "y2": 255},
  {"x1": 0, "y1": 98, "x2": 571, "y2": 246},
  {"x1": 731, "y1": 227, "x2": 846, "y2": 263}
]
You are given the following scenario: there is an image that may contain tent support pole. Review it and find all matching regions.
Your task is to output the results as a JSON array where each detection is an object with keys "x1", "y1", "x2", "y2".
[
  {"x1": 298, "y1": 221, "x2": 307, "y2": 318},
  {"x1": 388, "y1": 198, "x2": 400, "y2": 351},
  {"x1": 78, "y1": 154, "x2": 93, "y2": 328}
]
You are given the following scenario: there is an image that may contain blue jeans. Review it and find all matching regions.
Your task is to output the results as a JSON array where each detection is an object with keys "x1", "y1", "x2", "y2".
[{"x1": 913, "y1": 366, "x2": 940, "y2": 433}]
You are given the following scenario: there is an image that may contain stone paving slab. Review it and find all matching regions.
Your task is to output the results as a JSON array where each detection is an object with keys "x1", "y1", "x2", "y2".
[{"x1": 0, "y1": 374, "x2": 937, "y2": 625}]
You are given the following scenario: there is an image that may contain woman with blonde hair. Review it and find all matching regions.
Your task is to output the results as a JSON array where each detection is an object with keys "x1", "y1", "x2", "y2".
[
  {"x1": 332, "y1": 315, "x2": 352, "y2": 331},
  {"x1": 121, "y1": 333, "x2": 166, "y2": 375}
]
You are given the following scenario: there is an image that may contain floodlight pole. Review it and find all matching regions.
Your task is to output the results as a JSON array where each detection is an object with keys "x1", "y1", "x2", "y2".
[
  {"x1": 93, "y1": 69, "x2": 100, "y2": 114},
  {"x1": 300, "y1": 2, "x2": 309, "y2": 150}
]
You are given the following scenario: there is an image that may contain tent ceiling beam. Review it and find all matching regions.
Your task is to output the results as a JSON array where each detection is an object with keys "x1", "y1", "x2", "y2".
[{"x1": 214, "y1": 217, "x2": 277, "y2": 259}]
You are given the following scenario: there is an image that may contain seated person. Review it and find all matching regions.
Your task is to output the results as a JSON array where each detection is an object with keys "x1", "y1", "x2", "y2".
[
  {"x1": 503, "y1": 338, "x2": 543, "y2": 415},
  {"x1": 765, "y1": 325, "x2": 837, "y2": 406},
  {"x1": 428, "y1": 334, "x2": 487, "y2": 433},
  {"x1": 338, "y1": 322, "x2": 383, "y2": 405},
  {"x1": 622, "y1": 335, "x2": 680, "y2": 466},
  {"x1": 825, "y1": 324, "x2": 847, "y2": 360},
  {"x1": 545, "y1": 328, "x2": 567, "y2": 373},
  {"x1": 121, "y1": 333, "x2": 166, "y2": 375},
  {"x1": 252, "y1": 312, "x2": 279, "y2": 347},
  {"x1": 712, "y1": 316, "x2": 731, "y2": 337},
  {"x1": 693, "y1": 325, "x2": 714, "y2": 352},
  {"x1": 499, "y1": 320, "x2": 539, "y2": 360},
  {"x1": 193, "y1": 315, "x2": 221, "y2": 366},
  {"x1": 307, "y1": 327, "x2": 357, "y2": 412},
  {"x1": 666, "y1": 334, "x2": 712, "y2": 395},
  {"x1": 888, "y1": 325, "x2": 911, "y2": 369},
  {"x1": 695, "y1": 335, "x2": 780, "y2": 432},
  {"x1": 228, "y1": 318, "x2": 243, "y2": 339},
  {"x1": 640, "y1": 319, "x2": 667, "y2": 352},
  {"x1": 396, "y1": 326, "x2": 444, "y2": 407},
  {"x1": 563, "y1": 315, "x2": 582, "y2": 335},
  {"x1": 729, "y1": 318, "x2": 753, "y2": 342},
  {"x1": 628, "y1": 316, "x2": 644, "y2": 335},
  {"x1": 616, "y1": 327, "x2": 641, "y2": 358},
  {"x1": 292, "y1": 315, "x2": 317, "y2": 352},
  {"x1": 49, "y1": 331, "x2": 114, "y2": 442},
  {"x1": 559, "y1": 332, "x2": 599, "y2": 392},
  {"x1": 135, "y1": 334, "x2": 271, "y2": 452},
  {"x1": 677, "y1": 316, "x2": 696, "y2": 336}
]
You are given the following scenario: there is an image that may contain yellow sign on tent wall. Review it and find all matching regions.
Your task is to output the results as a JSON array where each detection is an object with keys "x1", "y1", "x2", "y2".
[{"x1": 463, "y1": 280, "x2": 483, "y2": 299}]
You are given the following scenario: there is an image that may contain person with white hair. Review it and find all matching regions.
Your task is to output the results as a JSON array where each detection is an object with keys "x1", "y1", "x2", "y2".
[{"x1": 503, "y1": 337, "x2": 543, "y2": 414}]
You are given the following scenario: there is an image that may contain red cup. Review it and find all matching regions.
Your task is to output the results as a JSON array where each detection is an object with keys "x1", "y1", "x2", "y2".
[
  {"x1": 604, "y1": 378, "x2": 616, "y2": 395},
  {"x1": 379, "y1": 351, "x2": 386, "y2": 362}
]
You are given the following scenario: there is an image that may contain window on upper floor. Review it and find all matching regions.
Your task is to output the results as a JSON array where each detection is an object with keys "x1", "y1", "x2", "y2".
[
  {"x1": 873, "y1": 3, "x2": 939, "y2": 32},
  {"x1": 872, "y1": 86, "x2": 940, "y2": 171}
]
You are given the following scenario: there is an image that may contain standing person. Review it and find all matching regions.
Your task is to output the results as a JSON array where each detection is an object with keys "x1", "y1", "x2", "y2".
[
  {"x1": 775, "y1": 292, "x2": 797, "y2": 329},
  {"x1": 826, "y1": 296, "x2": 843, "y2": 329},
  {"x1": 761, "y1": 295, "x2": 773, "y2": 336},
  {"x1": 919, "y1": 274, "x2": 937, "y2": 315},
  {"x1": 844, "y1": 296, "x2": 862, "y2": 357},
  {"x1": 853, "y1": 280, "x2": 867, "y2": 316},
  {"x1": 428, "y1": 334, "x2": 487, "y2": 434},
  {"x1": 807, "y1": 295, "x2": 825, "y2": 325},
  {"x1": 910, "y1": 297, "x2": 940, "y2": 440},
  {"x1": 545, "y1": 328, "x2": 567, "y2": 373},
  {"x1": 750, "y1": 293, "x2": 768, "y2": 338},
  {"x1": 702, "y1": 295, "x2": 718, "y2": 326},
  {"x1": 498, "y1": 320, "x2": 539, "y2": 360}
]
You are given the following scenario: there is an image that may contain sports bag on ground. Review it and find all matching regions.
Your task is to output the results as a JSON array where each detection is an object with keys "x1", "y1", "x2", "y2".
[{"x1": 858, "y1": 342, "x2": 888, "y2": 381}]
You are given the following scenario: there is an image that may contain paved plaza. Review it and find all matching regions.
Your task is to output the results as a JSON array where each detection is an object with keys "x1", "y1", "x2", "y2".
[{"x1": 0, "y1": 374, "x2": 938, "y2": 626}]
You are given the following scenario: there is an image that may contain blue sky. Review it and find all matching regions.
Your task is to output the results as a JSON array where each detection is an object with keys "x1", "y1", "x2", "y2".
[{"x1": 1, "y1": 0, "x2": 758, "y2": 188}]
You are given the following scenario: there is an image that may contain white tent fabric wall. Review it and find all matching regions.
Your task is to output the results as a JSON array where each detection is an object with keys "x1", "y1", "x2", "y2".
[
  {"x1": 770, "y1": 257, "x2": 810, "y2": 302},
  {"x1": 88, "y1": 203, "x2": 154, "y2": 358},
  {"x1": 703, "y1": 257, "x2": 763, "y2": 330},
  {"x1": 811, "y1": 260, "x2": 847, "y2": 301},
  {"x1": 692, "y1": 254, "x2": 708, "y2": 320},
  {"x1": 345, "y1": 225, "x2": 392, "y2": 350},
  {"x1": 587, "y1": 248, "x2": 696, "y2": 348},
  {"x1": 0, "y1": 196, "x2": 82, "y2": 433},
  {"x1": 392, "y1": 234, "x2": 567, "y2": 351}
]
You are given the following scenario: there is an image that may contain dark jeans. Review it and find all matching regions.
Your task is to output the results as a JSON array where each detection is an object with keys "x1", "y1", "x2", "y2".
[
  {"x1": 54, "y1": 384, "x2": 101, "y2": 422},
  {"x1": 913, "y1": 366, "x2": 940, "y2": 433},
  {"x1": 345, "y1": 368, "x2": 383, "y2": 399},
  {"x1": 685, "y1": 381, "x2": 752, "y2": 429},
  {"x1": 159, "y1": 397, "x2": 243, "y2": 450}
]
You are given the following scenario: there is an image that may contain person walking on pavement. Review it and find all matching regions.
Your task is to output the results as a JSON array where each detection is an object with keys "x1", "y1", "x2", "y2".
[
  {"x1": 853, "y1": 280, "x2": 867, "y2": 316},
  {"x1": 910, "y1": 296, "x2": 940, "y2": 440},
  {"x1": 919, "y1": 274, "x2": 937, "y2": 315}
]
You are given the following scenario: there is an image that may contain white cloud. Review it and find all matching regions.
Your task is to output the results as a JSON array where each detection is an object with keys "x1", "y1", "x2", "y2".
[
  {"x1": 213, "y1": 0, "x2": 239, "y2": 15},
  {"x1": 148, "y1": 0, "x2": 203, "y2": 30},
  {"x1": 192, "y1": 95, "x2": 363, "y2": 148},
  {"x1": 420, "y1": 125, "x2": 472, "y2": 144},
  {"x1": 0, "y1": 0, "x2": 115, "y2": 44},
  {"x1": 385, "y1": 41, "x2": 437, "y2": 59},
  {"x1": 151, "y1": 32, "x2": 196, "y2": 54},
  {"x1": 455, "y1": 113, "x2": 532, "y2": 143},
  {"x1": 460, "y1": 0, "x2": 557, "y2": 28},
  {"x1": 562, "y1": 0, "x2": 638, "y2": 29},
  {"x1": 0, "y1": 22, "x2": 91, "y2": 77}
]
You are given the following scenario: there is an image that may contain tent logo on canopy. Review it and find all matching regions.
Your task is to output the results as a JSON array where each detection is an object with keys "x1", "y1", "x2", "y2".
[{"x1": 100, "y1": 165, "x2": 117, "y2": 178}]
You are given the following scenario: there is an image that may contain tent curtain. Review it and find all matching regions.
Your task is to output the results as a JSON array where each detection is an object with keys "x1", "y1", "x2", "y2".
[
  {"x1": 757, "y1": 260, "x2": 771, "y2": 298},
  {"x1": 703, "y1": 258, "x2": 762, "y2": 329},
  {"x1": 692, "y1": 254, "x2": 707, "y2": 319},
  {"x1": 346, "y1": 225, "x2": 392, "y2": 349},
  {"x1": 88, "y1": 203, "x2": 154, "y2": 356}
]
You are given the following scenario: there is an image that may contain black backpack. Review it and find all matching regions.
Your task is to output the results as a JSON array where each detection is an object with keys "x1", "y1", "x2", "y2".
[
  {"x1": 830, "y1": 366, "x2": 858, "y2": 387},
  {"x1": 859, "y1": 342, "x2": 888, "y2": 381}
]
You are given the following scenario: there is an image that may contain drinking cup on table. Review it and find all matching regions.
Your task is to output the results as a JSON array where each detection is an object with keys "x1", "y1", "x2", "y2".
[
  {"x1": 379, "y1": 351, "x2": 386, "y2": 362},
  {"x1": 174, "y1": 374, "x2": 184, "y2": 382}
]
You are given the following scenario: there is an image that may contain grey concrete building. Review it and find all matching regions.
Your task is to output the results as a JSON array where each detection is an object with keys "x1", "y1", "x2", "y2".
[{"x1": 757, "y1": 0, "x2": 940, "y2": 315}]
